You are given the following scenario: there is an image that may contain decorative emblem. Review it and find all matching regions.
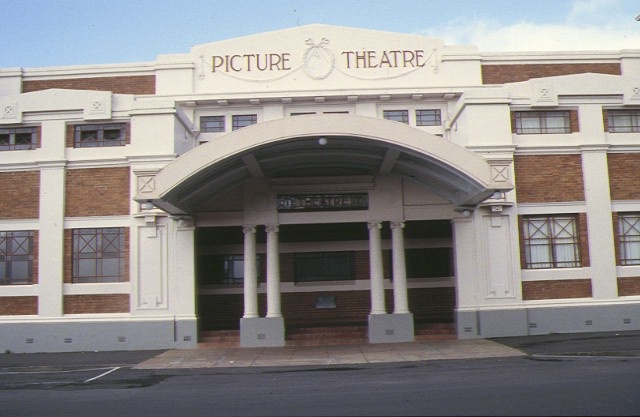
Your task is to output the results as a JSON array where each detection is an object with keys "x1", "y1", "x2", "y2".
[
  {"x1": 491, "y1": 165, "x2": 510, "y2": 183},
  {"x1": 2, "y1": 104, "x2": 16, "y2": 119},
  {"x1": 303, "y1": 37, "x2": 334, "y2": 80},
  {"x1": 137, "y1": 176, "x2": 156, "y2": 193}
]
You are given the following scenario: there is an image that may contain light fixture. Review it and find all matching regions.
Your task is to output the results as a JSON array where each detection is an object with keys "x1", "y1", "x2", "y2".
[
  {"x1": 141, "y1": 201, "x2": 155, "y2": 211},
  {"x1": 318, "y1": 137, "x2": 328, "y2": 146}
]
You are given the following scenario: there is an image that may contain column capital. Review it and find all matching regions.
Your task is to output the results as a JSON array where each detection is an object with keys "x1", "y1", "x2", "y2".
[
  {"x1": 243, "y1": 225, "x2": 257, "y2": 234},
  {"x1": 390, "y1": 221, "x2": 405, "y2": 229},
  {"x1": 265, "y1": 224, "x2": 280, "y2": 234},
  {"x1": 368, "y1": 221, "x2": 383, "y2": 230}
]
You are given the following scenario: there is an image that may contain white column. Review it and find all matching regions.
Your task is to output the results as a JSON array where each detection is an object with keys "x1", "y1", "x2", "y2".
[
  {"x1": 391, "y1": 222, "x2": 409, "y2": 314},
  {"x1": 243, "y1": 225, "x2": 259, "y2": 318},
  {"x1": 368, "y1": 221, "x2": 386, "y2": 315},
  {"x1": 265, "y1": 225, "x2": 282, "y2": 318}
]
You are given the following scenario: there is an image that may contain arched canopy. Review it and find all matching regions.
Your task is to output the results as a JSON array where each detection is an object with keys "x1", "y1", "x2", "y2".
[{"x1": 144, "y1": 114, "x2": 511, "y2": 214}]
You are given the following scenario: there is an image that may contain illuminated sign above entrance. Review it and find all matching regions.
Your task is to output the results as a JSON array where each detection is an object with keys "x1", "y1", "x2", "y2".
[{"x1": 277, "y1": 193, "x2": 369, "y2": 212}]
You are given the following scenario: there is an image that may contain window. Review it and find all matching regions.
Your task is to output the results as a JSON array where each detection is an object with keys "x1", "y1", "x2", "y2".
[
  {"x1": 416, "y1": 109, "x2": 442, "y2": 126},
  {"x1": 200, "y1": 116, "x2": 225, "y2": 132},
  {"x1": 618, "y1": 213, "x2": 640, "y2": 265},
  {"x1": 514, "y1": 111, "x2": 571, "y2": 134},
  {"x1": 383, "y1": 110, "x2": 409, "y2": 124},
  {"x1": 522, "y1": 216, "x2": 581, "y2": 269},
  {"x1": 0, "y1": 231, "x2": 34, "y2": 285},
  {"x1": 201, "y1": 254, "x2": 264, "y2": 285},
  {"x1": 232, "y1": 114, "x2": 257, "y2": 130},
  {"x1": 0, "y1": 127, "x2": 37, "y2": 151},
  {"x1": 72, "y1": 228, "x2": 125, "y2": 283},
  {"x1": 607, "y1": 110, "x2": 640, "y2": 133},
  {"x1": 295, "y1": 251, "x2": 354, "y2": 282},
  {"x1": 290, "y1": 112, "x2": 316, "y2": 116},
  {"x1": 74, "y1": 124, "x2": 126, "y2": 148},
  {"x1": 405, "y1": 248, "x2": 453, "y2": 278}
]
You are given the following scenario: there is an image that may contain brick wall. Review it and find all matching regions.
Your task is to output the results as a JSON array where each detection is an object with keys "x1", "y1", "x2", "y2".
[
  {"x1": 617, "y1": 277, "x2": 640, "y2": 296},
  {"x1": 608, "y1": 154, "x2": 640, "y2": 200},
  {"x1": 482, "y1": 63, "x2": 621, "y2": 84},
  {"x1": 0, "y1": 171, "x2": 40, "y2": 220},
  {"x1": 522, "y1": 279, "x2": 592, "y2": 300},
  {"x1": 0, "y1": 296, "x2": 38, "y2": 315},
  {"x1": 63, "y1": 294, "x2": 130, "y2": 314},
  {"x1": 514, "y1": 154, "x2": 585, "y2": 203},
  {"x1": 65, "y1": 167, "x2": 130, "y2": 217},
  {"x1": 198, "y1": 287, "x2": 455, "y2": 330},
  {"x1": 22, "y1": 75, "x2": 156, "y2": 95}
]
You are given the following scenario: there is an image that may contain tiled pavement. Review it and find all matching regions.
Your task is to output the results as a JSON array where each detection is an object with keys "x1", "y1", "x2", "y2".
[{"x1": 134, "y1": 339, "x2": 524, "y2": 369}]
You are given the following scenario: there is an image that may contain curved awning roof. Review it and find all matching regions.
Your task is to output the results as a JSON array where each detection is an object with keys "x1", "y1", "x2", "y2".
[{"x1": 142, "y1": 114, "x2": 512, "y2": 214}]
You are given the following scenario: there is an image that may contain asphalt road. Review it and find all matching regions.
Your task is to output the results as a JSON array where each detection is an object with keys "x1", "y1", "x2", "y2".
[{"x1": 0, "y1": 354, "x2": 639, "y2": 416}]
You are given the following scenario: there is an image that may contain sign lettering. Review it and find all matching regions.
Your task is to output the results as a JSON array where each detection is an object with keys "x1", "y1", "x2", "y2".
[{"x1": 277, "y1": 193, "x2": 369, "y2": 212}]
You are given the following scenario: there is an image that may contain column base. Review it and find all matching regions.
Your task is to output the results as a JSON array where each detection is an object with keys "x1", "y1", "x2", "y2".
[
  {"x1": 240, "y1": 317, "x2": 285, "y2": 347},
  {"x1": 368, "y1": 313, "x2": 414, "y2": 344}
]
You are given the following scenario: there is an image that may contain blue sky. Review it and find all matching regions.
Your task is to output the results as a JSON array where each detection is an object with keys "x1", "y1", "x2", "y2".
[{"x1": 2, "y1": 0, "x2": 639, "y2": 68}]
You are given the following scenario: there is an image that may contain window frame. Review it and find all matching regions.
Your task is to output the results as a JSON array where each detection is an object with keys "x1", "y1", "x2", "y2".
[
  {"x1": 72, "y1": 228, "x2": 125, "y2": 283},
  {"x1": 522, "y1": 215, "x2": 581, "y2": 269},
  {"x1": 202, "y1": 254, "x2": 264, "y2": 285},
  {"x1": 294, "y1": 251, "x2": 355, "y2": 282},
  {"x1": 231, "y1": 114, "x2": 258, "y2": 131},
  {"x1": 200, "y1": 116, "x2": 226, "y2": 133},
  {"x1": 0, "y1": 231, "x2": 34, "y2": 285},
  {"x1": 73, "y1": 123, "x2": 127, "y2": 148},
  {"x1": 0, "y1": 127, "x2": 37, "y2": 151},
  {"x1": 415, "y1": 109, "x2": 442, "y2": 126},
  {"x1": 618, "y1": 213, "x2": 640, "y2": 265},
  {"x1": 513, "y1": 111, "x2": 571, "y2": 134},
  {"x1": 383, "y1": 110, "x2": 409, "y2": 124},
  {"x1": 606, "y1": 110, "x2": 640, "y2": 133}
]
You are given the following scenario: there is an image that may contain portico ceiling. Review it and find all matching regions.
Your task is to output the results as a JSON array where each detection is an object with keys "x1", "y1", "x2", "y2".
[{"x1": 146, "y1": 114, "x2": 511, "y2": 214}]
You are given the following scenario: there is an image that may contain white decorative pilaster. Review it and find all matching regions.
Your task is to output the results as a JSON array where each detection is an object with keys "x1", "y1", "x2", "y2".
[
  {"x1": 368, "y1": 221, "x2": 386, "y2": 315},
  {"x1": 581, "y1": 145, "x2": 617, "y2": 299},
  {"x1": 37, "y1": 162, "x2": 66, "y2": 317},
  {"x1": 390, "y1": 222, "x2": 409, "y2": 314},
  {"x1": 265, "y1": 225, "x2": 282, "y2": 318},
  {"x1": 243, "y1": 225, "x2": 259, "y2": 318}
]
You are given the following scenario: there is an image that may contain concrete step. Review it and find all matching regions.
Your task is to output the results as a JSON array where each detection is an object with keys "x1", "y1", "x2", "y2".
[{"x1": 198, "y1": 323, "x2": 457, "y2": 347}]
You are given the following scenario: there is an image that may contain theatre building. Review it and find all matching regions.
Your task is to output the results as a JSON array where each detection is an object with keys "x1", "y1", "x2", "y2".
[{"x1": 2, "y1": 25, "x2": 640, "y2": 352}]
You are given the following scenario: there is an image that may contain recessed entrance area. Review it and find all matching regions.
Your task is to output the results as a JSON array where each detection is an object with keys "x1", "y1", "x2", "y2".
[{"x1": 196, "y1": 220, "x2": 456, "y2": 344}]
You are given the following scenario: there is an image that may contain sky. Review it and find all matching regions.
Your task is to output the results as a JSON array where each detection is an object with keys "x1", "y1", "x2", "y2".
[{"x1": 1, "y1": 0, "x2": 639, "y2": 68}]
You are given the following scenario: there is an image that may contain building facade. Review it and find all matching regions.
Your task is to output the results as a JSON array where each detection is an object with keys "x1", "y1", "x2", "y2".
[{"x1": 1, "y1": 25, "x2": 640, "y2": 352}]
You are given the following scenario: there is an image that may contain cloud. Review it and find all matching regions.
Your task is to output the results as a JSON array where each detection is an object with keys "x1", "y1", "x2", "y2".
[{"x1": 423, "y1": 0, "x2": 640, "y2": 51}]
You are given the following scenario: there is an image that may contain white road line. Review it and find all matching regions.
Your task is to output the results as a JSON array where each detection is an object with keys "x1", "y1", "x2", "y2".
[
  {"x1": 83, "y1": 366, "x2": 121, "y2": 383},
  {"x1": 0, "y1": 366, "x2": 117, "y2": 376}
]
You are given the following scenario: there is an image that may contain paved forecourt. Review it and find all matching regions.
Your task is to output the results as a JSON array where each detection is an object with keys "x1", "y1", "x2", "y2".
[{"x1": 135, "y1": 339, "x2": 524, "y2": 369}]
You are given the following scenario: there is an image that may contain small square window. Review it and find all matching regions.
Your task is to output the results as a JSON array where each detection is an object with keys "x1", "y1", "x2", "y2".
[
  {"x1": 416, "y1": 109, "x2": 442, "y2": 126},
  {"x1": 232, "y1": 114, "x2": 257, "y2": 130},
  {"x1": 200, "y1": 116, "x2": 225, "y2": 132},
  {"x1": 383, "y1": 110, "x2": 409, "y2": 124}
]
